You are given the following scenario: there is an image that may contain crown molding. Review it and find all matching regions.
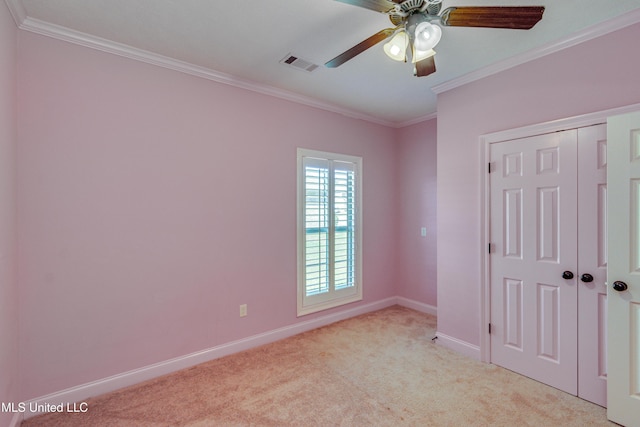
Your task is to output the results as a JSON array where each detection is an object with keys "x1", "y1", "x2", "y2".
[
  {"x1": 8, "y1": 2, "x2": 640, "y2": 127},
  {"x1": 397, "y1": 111, "x2": 438, "y2": 127},
  {"x1": 433, "y1": 8, "x2": 640, "y2": 95},
  {"x1": 4, "y1": 0, "x2": 26, "y2": 27},
  {"x1": 16, "y1": 16, "x2": 401, "y2": 128}
]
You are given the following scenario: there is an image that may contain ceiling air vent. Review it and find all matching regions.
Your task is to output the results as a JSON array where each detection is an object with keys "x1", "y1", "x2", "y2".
[{"x1": 280, "y1": 54, "x2": 319, "y2": 73}]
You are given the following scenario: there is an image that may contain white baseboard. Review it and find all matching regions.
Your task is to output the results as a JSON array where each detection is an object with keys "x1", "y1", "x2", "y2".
[
  {"x1": 435, "y1": 332, "x2": 481, "y2": 361},
  {"x1": 23, "y1": 296, "x2": 402, "y2": 419},
  {"x1": 395, "y1": 297, "x2": 437, "y2": 316}
]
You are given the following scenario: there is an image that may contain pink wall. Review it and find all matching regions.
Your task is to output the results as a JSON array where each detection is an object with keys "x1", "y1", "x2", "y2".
[
  {"x1": 16, "y1": 31, "x2": 401, "y2": 400},
  {"x1": 0, "y1": 2, "x2": 19, "y2": 426},
  {"x1": 395, "y1": 119, "x2": 437, "y2": 306},
  {"x1": 437, "y1": 22, "x2": 640, "y2": 347}
]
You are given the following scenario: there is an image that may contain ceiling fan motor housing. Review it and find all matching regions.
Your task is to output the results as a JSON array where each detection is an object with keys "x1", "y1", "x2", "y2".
[
  {"x1": 400, "y1": 0, "x2": 425, "y2": 12},
  {"x1": 390, "y1": 0, "x2": 442, "y2": 26},
  {"x1": 426, "y1": 0, "x2": 443, "y2": 15}
]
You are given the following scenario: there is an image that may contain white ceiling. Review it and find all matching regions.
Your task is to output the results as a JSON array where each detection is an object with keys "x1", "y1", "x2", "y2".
[{"x1": 9, "y1": 0, "x2": 640, "y2": 126}]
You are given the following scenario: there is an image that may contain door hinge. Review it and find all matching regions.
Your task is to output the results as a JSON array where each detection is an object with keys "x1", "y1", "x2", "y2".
[
  {"x1": 488, "y1": 323, "x2": 492, "y2": 334},
  {"x1": 488, "y1": 243, "x2": 491, "y2": 254},
  {"x1": 488, "y1": 162, "x2": 491, "y2": 173}
]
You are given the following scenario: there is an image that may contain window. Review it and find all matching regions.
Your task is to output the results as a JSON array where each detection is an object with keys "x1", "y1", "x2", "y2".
[{"x1": 297, "y1": 148, "x2": 362, "y2": 316}]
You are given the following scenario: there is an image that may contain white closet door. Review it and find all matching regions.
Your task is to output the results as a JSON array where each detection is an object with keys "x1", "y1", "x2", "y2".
[
  {"x1": 577, "y1": 124, "x2": 608, "y2": 407},
  {"x1": 607, "y1": 111, "x2": 640, "y2": 427},
  {"x1": 490, "y1": 129, "x2": 578, "y2": 394}
]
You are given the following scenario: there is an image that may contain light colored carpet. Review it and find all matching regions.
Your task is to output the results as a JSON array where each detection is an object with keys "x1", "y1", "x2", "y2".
[{"x1": 22, "y1": 305, "x2": 614, "y2": 426}]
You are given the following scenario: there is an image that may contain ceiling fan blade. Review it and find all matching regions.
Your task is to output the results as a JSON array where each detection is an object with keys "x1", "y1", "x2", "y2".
[
  {"x1": 415, "y1": 55, "x2": 436, "y2": 77},
  {"x1": 440, "y1": 6, "x2": 545, "y2": 30},
  {"x1": 334, "y1": 0, "x2": 398, "y2": 14},
  {"x1": 325, "y1": 27, "x2": 397, "y2": 68}
]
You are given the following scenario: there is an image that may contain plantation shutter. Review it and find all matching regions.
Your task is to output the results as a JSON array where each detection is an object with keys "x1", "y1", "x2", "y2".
[
  {"x1": 303, "y1": 158, "x2": 330, "y2": 296},
  {"x1": 333, "y1": 161, "x2": 356, "y2": 291},
  {"x1": 302, "y1": 157, "x2": 357, "y2": 296},
  {"x1": 298, "y1": 149, "x2": 361, "y2": 316}
]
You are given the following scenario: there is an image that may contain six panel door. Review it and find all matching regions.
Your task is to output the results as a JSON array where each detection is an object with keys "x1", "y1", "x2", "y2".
[
  {"x1": 607, "y1": 111, "x2": 640, "y2": 426},
  {"x1": 577, "y1": 124, "x2": 608, "y2": 407},
  {"x1": 489, "y1": 125, "x2": 608, "y2": 406},
  {"x1": 489, "y1": 129, "x2": 579, "y2": 395}
]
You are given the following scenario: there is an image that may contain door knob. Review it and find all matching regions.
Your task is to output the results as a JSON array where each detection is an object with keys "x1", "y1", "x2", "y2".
[
  {"x1": 562, "y1": 271, "x2": 574, "y2": 279},
  {"x1": 612, "y1": 281, "x2": 628, "y2": 292},
  {"x1": 580, "y1": 273, "x2": 594, "y2": 283}
]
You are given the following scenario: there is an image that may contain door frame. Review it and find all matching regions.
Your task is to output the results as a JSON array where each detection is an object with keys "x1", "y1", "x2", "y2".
[{"x1": 479, "y1": 102, "x2": 640, "y2": 363}]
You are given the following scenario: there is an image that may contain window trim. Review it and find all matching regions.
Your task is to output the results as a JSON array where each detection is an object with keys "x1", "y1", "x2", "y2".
[{"x1": 296, "y1": 148, "x2": 363, "y2": 316}]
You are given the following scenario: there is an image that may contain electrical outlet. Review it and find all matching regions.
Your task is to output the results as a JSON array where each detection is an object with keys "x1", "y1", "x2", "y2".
[
  {"x1": 239, "y1": 304, "x2": 247, "y2": 317},
  {"x1": 421, "y1": 227, "x2": 427, "y2": 237}
]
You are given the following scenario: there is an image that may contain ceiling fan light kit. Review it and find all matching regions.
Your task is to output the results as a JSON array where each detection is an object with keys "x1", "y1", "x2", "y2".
[
  {"x1": 326, "y1": 0, "x2": 545, "y2": 77},
  {"x1": 383, "y1": 30, "x2": 409, "y2": 61},
  {"x1": 413, "y1": 21, "x2": 442, "y2": 51}
]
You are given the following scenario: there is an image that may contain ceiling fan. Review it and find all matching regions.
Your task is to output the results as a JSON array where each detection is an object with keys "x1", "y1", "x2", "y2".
[{"x1": 325, "y1": 0, "x2": 545, "y2": 77}]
